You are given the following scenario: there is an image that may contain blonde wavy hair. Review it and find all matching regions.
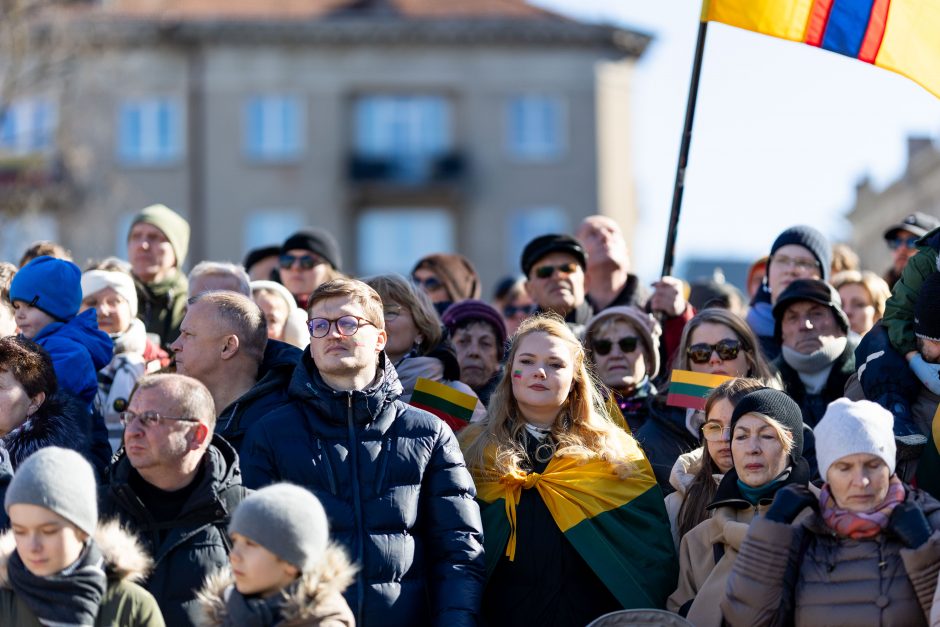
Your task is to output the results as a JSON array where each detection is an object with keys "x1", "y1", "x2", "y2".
[{"x1": 460, "y1": 314, "x2": 642, "y2": 479}]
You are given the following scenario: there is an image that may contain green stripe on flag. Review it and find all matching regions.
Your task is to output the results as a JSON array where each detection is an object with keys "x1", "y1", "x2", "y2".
[
  {"x1": 668, "y1": 381, "x2": 712, "y2": 399},
  {"x1": 411, "y1": 390, "x2": 474, "y2": 421}
]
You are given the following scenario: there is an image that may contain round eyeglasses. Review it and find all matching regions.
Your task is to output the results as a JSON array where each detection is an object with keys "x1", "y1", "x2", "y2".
[{"x1": 308, "y1": 315, "x2": 376, "y2": 338}]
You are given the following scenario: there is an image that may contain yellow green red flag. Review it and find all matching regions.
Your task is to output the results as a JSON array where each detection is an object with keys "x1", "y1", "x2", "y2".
[{"x1": 701, "y1": 0, "x2": 940, "y2": 99}]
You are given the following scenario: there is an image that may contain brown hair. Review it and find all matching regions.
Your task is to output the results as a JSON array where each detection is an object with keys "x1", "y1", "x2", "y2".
[
  {"x1": 0, "y1": 336, "x2": 57, "y2": 399},
  {"x1": 0, "y1": 262, "x2": 17, "y2": 316},
  {"x1": 460, "y1": 315, "x2": 642, "y2": 479},
  {"x1": 675, "y1": 377, "x2": 765, "y2": 540},
  {"x1": 307, "y1": 278, "x2": 385, "y2": 330},
  {"x1": 831, "y1": 270, "x2": 891, "y2": 319},
  {"x1": 364, "y1": 274, "x2": 441, "y2": 354},
  {"x1": 19, "y1": 241, "x2": 72, "y2": 268}
]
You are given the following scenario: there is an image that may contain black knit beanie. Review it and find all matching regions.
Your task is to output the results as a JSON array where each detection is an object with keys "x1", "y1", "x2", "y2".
[
  {"x1": 769, "y1": 225, "x2": 832, "y2": 281},
  {"x1": 281, "y1": 229, "x2": 342, "y2": 271},
  {"x1": 730, "y1": 388, "x2": 804, "y2": 461},
  {"x1": 520, "y1": 234, "x2": 587, "y2": 278},
  {"x1": 915, "y1": 271, "x2": 940, "y2": 342},
  {"x1": 771, "y1": 278, "x2": 850, "y2": 343}
]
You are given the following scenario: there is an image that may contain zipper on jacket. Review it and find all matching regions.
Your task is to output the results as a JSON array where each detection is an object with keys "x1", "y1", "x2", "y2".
[
  {"x1": 346, "y1": 392, "x2": 366, "y2": 626},
  {"x1": 316, "y1": 440, "x2": 338, "y2": 495},
  {"x1": 374, "y1": 437, "x2": 393, "y2": 494}
]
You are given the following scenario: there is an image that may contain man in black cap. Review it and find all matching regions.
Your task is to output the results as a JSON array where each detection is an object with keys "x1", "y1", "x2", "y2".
[
  {"x1": 772, "y1": 278, "x2": 855, "y2": 428},
  {"x1": 278, "y1": 228, "x2": 342, "y2": 310},
  {"x1": 883, "y1": 212, "x2": 940, "y2": 288},
  {"x1": 520, "y1": 234, "x2": 593, "y2": 337}
]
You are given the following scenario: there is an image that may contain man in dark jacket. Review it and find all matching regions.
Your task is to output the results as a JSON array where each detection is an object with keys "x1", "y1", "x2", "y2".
[
  {"x1": 241, "y1": 278, "x2": 485, "y2": 627},
  {"x1": 772, "y1": 279, "x2": 856, "y2": 428},
  {"x1": 100, "y1": 373, "x2": 246, "y2": 626},
  {"x1": 171, "y1": 290, "x2": 301, "y2": 452}
]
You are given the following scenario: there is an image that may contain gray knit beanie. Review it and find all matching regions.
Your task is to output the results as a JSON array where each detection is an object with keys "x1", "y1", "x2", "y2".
[
  {"x1": 229, "y1": 483, "x2": 329, "y2": 572},
  {"x1": 5, "y1": 447, "x2": 98, "y2": 536},
  {"x1": 815, "y1": 398, "x2": 896, "y2": 482}
]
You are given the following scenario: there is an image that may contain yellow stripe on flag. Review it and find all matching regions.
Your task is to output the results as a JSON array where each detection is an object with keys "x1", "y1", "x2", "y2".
[
  {"x1": 875, "y1": 3, "x2": 940, "y2": 100},
  {"x1": 701, "y1": 0, "x2": 814, "y2": 42},
  {"x1": 413, "y1": 377, "x2": 476, "y2": 411},
  {"x1": 670, "y1": 369, "x2": 732, "y2": 389}
]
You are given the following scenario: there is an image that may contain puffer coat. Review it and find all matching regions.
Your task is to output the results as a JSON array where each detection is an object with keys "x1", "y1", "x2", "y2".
[
  {"x1": 240, "y1": 351, "x2": 485, "y2": 627},
  {"x1": 723, "y1": 487, "x2": 940, "y2": 626}
]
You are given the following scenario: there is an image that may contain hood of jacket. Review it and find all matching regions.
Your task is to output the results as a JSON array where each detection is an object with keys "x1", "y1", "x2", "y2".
[
  {"x1": 2, "y1": 392, "x2": 89, "y2": 470},
  {"x1": 108, "y1": 433, "x2": 244, "y2": 523},
  {"x1": 0, "y1": 520, "x2": 153, "y2": 586},
  {"x1": 286, "y1": 349, "x2": 403, "y2": 427},
  {"x1": 669, "y1": 447, "x2": 709, "y2": 495},
  {"x1": 35, "y1": 308, "x2": 114, "y2": 371},
  {"x1": 197, "y1": 544, "x2": 357, "y2": 626},
  {"x1": 219, "y1": 340, "x2": 302, "y2": 417},
  {"x1": 708, "y1": 457, "x2": 812, "y2": 511}
]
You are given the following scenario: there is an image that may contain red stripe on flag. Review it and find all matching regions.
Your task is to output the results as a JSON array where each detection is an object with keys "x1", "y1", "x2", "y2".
[
  {"x1": 857, "y1": 0, "x2": 890, "y2": 63},
  {"x1": 805, "y1": 0, "x2": 835, "y2": 47},
  {"x1": 666, "y1": 392, "x2": 707, "y2": 412},
  {"x1": 412, "y1": 401, "x2": 469, "y2": 433}
]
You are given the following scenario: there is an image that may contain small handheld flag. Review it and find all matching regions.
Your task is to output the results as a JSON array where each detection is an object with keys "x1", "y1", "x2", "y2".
[
  {"x1": 667, "y1": 369, "x2": 733, "y2": 411},
  {"x1": 411, "y1": 377, "x2": 477, "y2": 433}
]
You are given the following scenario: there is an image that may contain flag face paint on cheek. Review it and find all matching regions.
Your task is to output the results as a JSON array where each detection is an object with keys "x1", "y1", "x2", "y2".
[{"x1": 512, "y1": 370, "x2": 523, "y2": 379}]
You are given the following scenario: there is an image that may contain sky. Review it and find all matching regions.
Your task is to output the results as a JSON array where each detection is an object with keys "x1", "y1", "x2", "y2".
[{"x1": 533, "y1": 0, "x2": 940, "y2": 283}]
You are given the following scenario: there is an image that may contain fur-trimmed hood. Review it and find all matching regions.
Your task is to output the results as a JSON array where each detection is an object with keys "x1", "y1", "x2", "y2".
[
  {"x1": 0, "y1": 520, "x2": 153, "y2": 587},
  {"x1": 197, "y1": 544, "x2": 356, "y2": 626},
  {"x1": 2, "y1": 391, "x2": 90, "y2": 470}
]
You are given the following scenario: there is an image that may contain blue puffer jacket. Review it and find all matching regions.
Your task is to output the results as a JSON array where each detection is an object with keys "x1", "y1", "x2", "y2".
[{"x1": 241, "y1": 352, "x2": 486, "y2": 627}]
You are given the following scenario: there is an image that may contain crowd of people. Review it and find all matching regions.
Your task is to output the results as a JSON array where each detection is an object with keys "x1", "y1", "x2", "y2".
[{"x1": 0, "y1": 204, "x2": 936, "y2": 626}]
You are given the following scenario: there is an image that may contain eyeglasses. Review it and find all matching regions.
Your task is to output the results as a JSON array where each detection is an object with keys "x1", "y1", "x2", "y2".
[
  {"x1": 887, "y1": 236, "x2": 919, "y2": 251},
  {"x1": 687, "y1": 338, "x2": 742, "y2": 364},
  {"x1": 770, "y1": 254, "x2": 820, "y2": 273},
  {"x1": 702, "y1": 423, "x2": 731, "y2": 442},
  {"x1": 412, "y1": 276, "x2": 443, "y2": 292},
  {"x1": 503, "y1": 304, "x2": 536, "y2": 318},
  {"x1": 278, "y1": 253, "x2": 324, "y2": 270},
  {"x1": 308, "y1": 315, "x2": 376, "y2": 338},
  {"x1": 592, "y1": 337, "x2": 639, "y2": 356},
  {"x1": 533, "y1": 262, "x2": 579, "y2": 279},
  {"x1": 119, "y1": 410, "x2": 200, "y2": 428}
]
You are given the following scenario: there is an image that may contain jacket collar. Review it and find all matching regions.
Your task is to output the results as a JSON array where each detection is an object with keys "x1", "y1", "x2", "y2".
[{"x1": 708, "y1": 457, "x2": 811, "y2": 511}]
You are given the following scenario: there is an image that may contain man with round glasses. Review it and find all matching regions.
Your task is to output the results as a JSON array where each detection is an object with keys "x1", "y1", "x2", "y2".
[
  {"x1": 100, "y1": 373, "x2": 247, "y2": 626},
  {"x1": 278, "y1": 228, "x2": 343, "y2": 310},
  {"x1": 241, "y1": 278, "x2": 485, "y2": 627},
  {"x1": 772, "y1": 279, "x2": 855, "y2": 428}
]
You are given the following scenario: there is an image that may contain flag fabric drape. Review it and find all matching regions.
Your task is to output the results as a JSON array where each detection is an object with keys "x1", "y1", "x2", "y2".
[{"x1": 701, "y1": 0, "x2": 940, "y2": 99}]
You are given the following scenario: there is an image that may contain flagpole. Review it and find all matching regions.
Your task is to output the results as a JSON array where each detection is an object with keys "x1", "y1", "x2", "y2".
[{"x1": 661, "y1": 19, "x2": 708, "y2": 278}]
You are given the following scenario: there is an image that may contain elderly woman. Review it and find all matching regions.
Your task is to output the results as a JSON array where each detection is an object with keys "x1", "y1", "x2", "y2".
[
  {"x1": 725, "y1": 398, "x2": 940, "y2": 626},
  {"x1": 584, "y1": 306, "x2": 662, "y2": 434},
  {"x1": 668, "y1": 387, "x2": 810, "y2": 627},
  {"x1": 0, "y1": 447, "x2": 163, "y2": 625},
  {"x1": 636, "y1": 308, "x2": 780, "y2": 492},
  {"x1": 665, "y1": 377, "x2": 765, "y2": 550},
  {"x1": 832, "y1": 270, "x2": 892, "y2": 337},
  {"x1": 250, "y1": 280, "x2": 310, "y2": 349},
  {"x1": 461, "y1": 315, "x2": 677, "y2": 626}
]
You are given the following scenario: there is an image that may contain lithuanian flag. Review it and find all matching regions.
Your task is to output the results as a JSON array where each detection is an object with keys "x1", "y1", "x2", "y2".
[
  {"x1": 702, "y1": 0, "x2": 940, "y2": 99},
  {"x1": 667, "y1": 370, "x2": 732, "y2": 411},
  {"x1": 410, "y1": 377, "x2": 476, "y2": 433},
  {"x1": 473, "y1": 448, "x2": 677, "y2": 609}
]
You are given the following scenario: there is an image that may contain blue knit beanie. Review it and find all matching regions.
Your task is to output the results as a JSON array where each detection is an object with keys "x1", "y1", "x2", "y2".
[
  {"x1": 10, "y1": 256, "x2": 82, "y2": 321},
  {"x1": 769, "y1": 225, "x2": 832, "y2": 281}
]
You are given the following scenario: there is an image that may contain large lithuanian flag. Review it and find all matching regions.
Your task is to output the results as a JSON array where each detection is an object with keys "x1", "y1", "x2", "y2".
[{"x1": 473, "y1": 448, "x2": 677, "y2": 609}]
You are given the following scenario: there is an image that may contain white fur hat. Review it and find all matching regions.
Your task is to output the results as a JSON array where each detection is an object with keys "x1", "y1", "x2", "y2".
[{"x1": 815, "y1": 398, "x2": 896, "y2": 481}]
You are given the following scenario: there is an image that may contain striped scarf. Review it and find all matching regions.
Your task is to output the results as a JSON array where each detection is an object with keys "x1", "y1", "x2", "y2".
[{"x1": 820, "y1": 475, "x2": 905, "y2": 539}]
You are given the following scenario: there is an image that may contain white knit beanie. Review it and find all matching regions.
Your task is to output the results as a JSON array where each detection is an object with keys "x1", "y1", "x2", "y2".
[
  {"x1": 815, "y1": 398, "x2": 896, "y2": 481},
  {"x1": 81, "y1": 269, "x2": 139, "y2": 318}
]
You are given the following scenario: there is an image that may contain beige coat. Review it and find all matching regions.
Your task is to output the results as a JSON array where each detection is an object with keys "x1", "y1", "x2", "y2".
[{"x1": 663, "y1": 448, "x2": 722, "y2": 550}]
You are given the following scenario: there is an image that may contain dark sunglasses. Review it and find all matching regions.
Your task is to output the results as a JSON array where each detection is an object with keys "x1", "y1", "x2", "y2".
[
  {"x1": 687, "y1": 338, "x2": 741, "y2": 364},
  {"x1": 887, "y1": 236, "x2": 919, "y2": 251},
  {"x1": 412, "y1": 276, "x2": 443, "y2": 291},
  {"x1": 503, "y1": 304, "x2": 537, "y2": 318},
  {"x1": 533, "y1": 262, "x2": 579, "y2": 279},
  {"x1": 279, "y1": 253, "x2": 322, "y2": 270},
  {"x1": 592, "y1": 336, "x2": 639, "y2": 356}
]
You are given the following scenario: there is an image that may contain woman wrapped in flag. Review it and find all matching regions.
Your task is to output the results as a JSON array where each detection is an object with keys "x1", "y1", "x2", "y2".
[{"x1": 460, "y1": 315, "x2": 677, "y2": 626}]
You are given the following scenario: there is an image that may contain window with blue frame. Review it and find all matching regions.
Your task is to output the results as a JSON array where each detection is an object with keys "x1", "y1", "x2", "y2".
[
  {"x1": 0, "y1": 98, "x2": 56, "y2": 154},
  {"x1": 353, "y1": 95, "x2": 452, "y2": 182},
  {"x1": 117, "y1": 98, "x2": 182, "y2": 165},
  {"x1": 506, "y1": 95, "x2": 566, "y2": 161},
  {"x1": 244, "y1": 96, "x2": 304, "y2": 162}
]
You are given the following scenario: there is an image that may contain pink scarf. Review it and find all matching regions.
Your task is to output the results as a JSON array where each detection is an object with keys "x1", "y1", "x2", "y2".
[{"x1": 820, "y1": 476, "x2": 905, "y2": 540}]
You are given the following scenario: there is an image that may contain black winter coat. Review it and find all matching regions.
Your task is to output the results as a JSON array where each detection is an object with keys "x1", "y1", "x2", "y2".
[
  {"x1": 240, "y1": 352, "x2": 486, "y2": 627},
  {"x1": 635, "y1": 395, "x2": 699, "y2": 495},
  {"x1": 99, "y1": 434, "x2": 247, "y2": 626},
  {"x1": 774, "y1": 340, "x2": 857, "y2": 428},
  {"x1": 2, "y1": 391, "x2": 90, "y2": 470},
  {"x1": 215, "y1": 339, "x2": 302, "y2": 453}
]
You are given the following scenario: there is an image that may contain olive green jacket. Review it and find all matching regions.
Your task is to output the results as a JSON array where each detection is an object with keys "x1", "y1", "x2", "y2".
[{"x1": 883, "y1": 225, "x2": 940, "y2": 356}]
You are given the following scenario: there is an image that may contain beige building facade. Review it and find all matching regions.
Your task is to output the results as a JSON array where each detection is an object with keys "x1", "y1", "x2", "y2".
[{"x1": 17, "y1": 1, "x2": 650, "y2": 290}]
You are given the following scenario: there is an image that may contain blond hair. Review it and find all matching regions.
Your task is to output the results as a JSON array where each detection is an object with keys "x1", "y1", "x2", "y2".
[
  {"x1": 461, "y1": 314, "x2": 642, "y2": 479},
  {"x1": 364, "y1": 274, "x2": 441, "y2": 355},
  {"x1": 733, "y1": 411, "x2": 795, "y2": 456},
  {"x1": 831, "y1": 270, "x2": 891, "y2": 319}
]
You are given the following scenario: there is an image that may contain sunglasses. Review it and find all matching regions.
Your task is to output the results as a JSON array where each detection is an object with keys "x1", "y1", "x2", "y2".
[
  {"x1": 503, "y1": 304, "x2": 536, "y2": 318},
  {"x1": 887, "y1": 236, "x2": 919, "y2": 251},
  {"x1": 686, "y1": 338, "x2": 741, "y2": 364},
  {"x1": 412, "y1": 276, "x2": 443, "y2": 291},
  {"x1": 533, "y1": 262, "x2": 579, "y2": 279},
  {"x1": 592, "y1": 336, "x2": 639, "y2": 356},
  {"x1": 279, "y1": 253, "x2": 323, "y2": 270},
  {"x1": 702, "y1": 423, "x2": 731, "y2": 442}
]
